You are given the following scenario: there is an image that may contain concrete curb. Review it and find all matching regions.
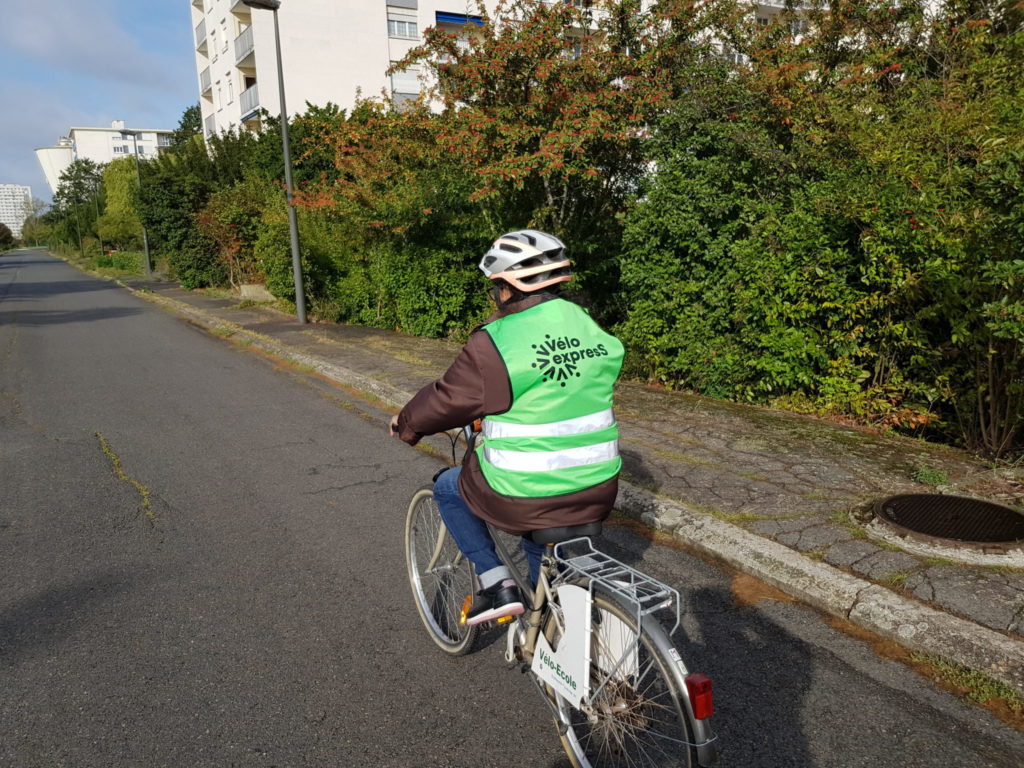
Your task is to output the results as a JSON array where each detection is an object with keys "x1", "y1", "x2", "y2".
[
  {"x1": 617, "y1": 484, "x2": 1024, "y2": 693},
  {"x1": 133, "y1": 285, "x2": 1024, "y2": 695}
]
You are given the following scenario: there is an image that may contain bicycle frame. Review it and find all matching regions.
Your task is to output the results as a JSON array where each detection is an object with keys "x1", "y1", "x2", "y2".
[{"x1": 447, "y1": 425, "x2": 719, "y2": 765}]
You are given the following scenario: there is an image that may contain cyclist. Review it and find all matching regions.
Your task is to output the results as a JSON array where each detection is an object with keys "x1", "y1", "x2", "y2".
[{"x1": 389, "y1": 230, "x2": 624, "y2": 625}]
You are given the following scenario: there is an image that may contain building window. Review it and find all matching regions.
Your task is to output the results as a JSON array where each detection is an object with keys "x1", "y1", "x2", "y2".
[
  {"x1": 220, "y1": 19, "x2": 229, "y2": 52},
  {"x1": 227, "y1": 78, "x2": 234, "y2": 104},
  {"x1": 388, "y1": 18, "x2": 417, "y2": 38},
  {"x1": 112, "y1": 145, "x2": 129, "y2": 154},
  {"x1": 390, "y1": 64, "x2": 420, "y2": 96}
]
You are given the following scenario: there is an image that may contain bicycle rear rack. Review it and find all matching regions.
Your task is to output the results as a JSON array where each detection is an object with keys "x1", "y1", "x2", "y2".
[{"x1": 551, "y1": 538, "x2": 681, "y2": 636}]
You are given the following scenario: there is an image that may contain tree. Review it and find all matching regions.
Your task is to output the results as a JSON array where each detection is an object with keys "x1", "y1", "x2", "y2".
[
  {"x1": 53, "y1": 158, "x2": 104, "y2": 255},
  {"x1": 19, "y1": 198, "x2": 49, "y2": 246},
  {"x1": 390, "y1": 0, "x2": 686, "y2": 311},
  {"x1": 97, "y1": 158, "x2": 143, "y2": 249},
  {"x1": 171, "y1": 104, "x2": 203, "y2": 147},
  {"x1": 0, "y1": 223, "x2": 13, "y2": 249}
]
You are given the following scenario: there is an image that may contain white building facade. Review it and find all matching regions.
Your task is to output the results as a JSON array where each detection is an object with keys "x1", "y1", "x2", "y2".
[
  {"x1": 0, "y1": 185, "x2": 32, "y2": 238},
  {"x1": 190, "y1": 0, "x2": 499, "y2": 136},
  {"x1": 35, "y1": 121, "x2": 174, "y2": 195}
]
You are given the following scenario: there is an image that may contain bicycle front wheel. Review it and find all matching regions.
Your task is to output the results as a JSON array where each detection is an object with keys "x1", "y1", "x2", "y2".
[
  {"x1": 404, "y1": 487, "x2": 478, "y2": 655},
  {"x1": 544, "y1": 589, "x2": 699, "y2": 768}
]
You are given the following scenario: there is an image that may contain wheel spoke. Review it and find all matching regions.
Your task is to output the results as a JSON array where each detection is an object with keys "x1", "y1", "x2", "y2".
[{"x1": 406, "y1": 490, "x2": 476, "y2": 655}]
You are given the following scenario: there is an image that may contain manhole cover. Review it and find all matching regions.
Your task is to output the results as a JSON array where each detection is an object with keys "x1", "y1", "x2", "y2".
[{"x1": 875, "y1": 494, "x2": 1024, "y2": 552}]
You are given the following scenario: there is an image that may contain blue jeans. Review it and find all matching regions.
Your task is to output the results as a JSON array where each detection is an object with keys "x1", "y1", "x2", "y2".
[{"x1": 433, "y1": 466, "x2": 545, "y2": 588}]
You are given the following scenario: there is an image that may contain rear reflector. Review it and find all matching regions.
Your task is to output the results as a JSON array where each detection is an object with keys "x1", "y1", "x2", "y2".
[{"x1": 685, "y1": 674, "x2": 714, "y2": 719}]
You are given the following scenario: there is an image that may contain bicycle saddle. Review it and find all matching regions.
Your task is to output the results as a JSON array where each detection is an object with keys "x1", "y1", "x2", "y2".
[{"x1": 527, "y1": 521, "x2": 603, "y2": 545}]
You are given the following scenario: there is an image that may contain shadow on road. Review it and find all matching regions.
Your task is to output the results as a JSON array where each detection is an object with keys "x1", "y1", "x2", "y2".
[
  {"x1": 0, "y1": 306, "x2": 143, "y2": 326},
  {"x1": 0, "y1": 280, "x2": 121, "y2": 300},
  {"x1": 0, "y1": 572, "x2": 133, "y2": 663},
  {"x1": 600, "y1": 529, "x2": 814, "y2": 767}
]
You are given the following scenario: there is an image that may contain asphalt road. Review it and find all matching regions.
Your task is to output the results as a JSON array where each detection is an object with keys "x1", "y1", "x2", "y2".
[{"x1": 1, "y1": 250, "x2": 1022, "y2": 768}]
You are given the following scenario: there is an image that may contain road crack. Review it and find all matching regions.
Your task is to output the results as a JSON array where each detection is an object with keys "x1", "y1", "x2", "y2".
[{"x1": 94, "y1": 432, "x2": 156, "y2": 524}]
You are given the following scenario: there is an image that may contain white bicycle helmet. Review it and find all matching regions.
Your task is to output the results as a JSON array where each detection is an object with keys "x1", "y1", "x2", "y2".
[{"x1": 478, "y1": 229, "x2": 573, "y2": 292}]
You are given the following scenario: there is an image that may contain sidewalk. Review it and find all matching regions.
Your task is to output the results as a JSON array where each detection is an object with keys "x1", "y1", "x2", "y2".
[{"x1": 125, "y1": 278, "x2": 1024, "y2": 694}]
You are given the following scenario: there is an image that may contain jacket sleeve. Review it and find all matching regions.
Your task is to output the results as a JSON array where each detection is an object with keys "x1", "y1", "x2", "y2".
[{"x1": 396, "y1": 330, "x2": 511, "y2": 445}]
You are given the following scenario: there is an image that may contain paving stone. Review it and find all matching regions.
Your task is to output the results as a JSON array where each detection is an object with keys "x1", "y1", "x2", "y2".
[
  {"x1": 850, "y1": 550, "x2": 921, "y2": 581},
  {"x1": 910, "y1": 566, "x2": 1024, "y2": 634},
  {"x1": 824, "y1": 539, "x2": 881, "y2": 568},
  {"x1": 776, "y1": 524, "x2": 853, "y2": 552}
]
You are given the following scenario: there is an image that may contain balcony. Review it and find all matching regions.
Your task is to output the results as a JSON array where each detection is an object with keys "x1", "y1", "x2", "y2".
[
  {"x1": 192, "y1": 0, "x2": 203, "y2": 7},
  {"x1": 204, "y1": 113, "x2": 216, "y2": 137},
  {"x1": 199, "y1": 66, "x2": 212, "y2": 95},
  {"x1": 229, "y1": 0, "x2": 251, "y2": 16},
  {"x1": 239, "y1": 83, "x2": 259, "y2": 117},
  {"x1": 235, "y1": 25, "x2": 255, "y2": 67},
  {"x1": 195, "y1": 19, "x2": 207, "y2": 52}
]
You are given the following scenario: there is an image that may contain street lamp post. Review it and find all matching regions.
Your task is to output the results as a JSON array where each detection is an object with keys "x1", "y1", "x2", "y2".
[
  {"x1": 121, "y1": 130, "x2": 153, "y2": 279},
  {"x1": 242, "y1": 0, "x2": 307, "y2": 324}
]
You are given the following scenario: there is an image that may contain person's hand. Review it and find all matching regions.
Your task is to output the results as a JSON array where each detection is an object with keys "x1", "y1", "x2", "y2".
[{"x1": 388, "y1": 414, "x2": 400, "y2": 437}]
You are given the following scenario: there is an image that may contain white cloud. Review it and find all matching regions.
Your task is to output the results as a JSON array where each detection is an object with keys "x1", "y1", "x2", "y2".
[
  {"x1": 0, "y1": 1, "x2": 198, "y2": 199},
  {"x1": 0, "y1": 1, "x2": 180, "y2": 91}
]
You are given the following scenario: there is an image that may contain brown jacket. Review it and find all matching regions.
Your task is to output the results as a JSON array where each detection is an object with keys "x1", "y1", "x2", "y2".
[{"x1": 396, "y1": 293, "x2": 617, "y2": 535}]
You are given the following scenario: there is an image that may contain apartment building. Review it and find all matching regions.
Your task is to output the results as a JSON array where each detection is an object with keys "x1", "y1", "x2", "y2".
[
  {"x1": 190, "y1": 0, "x2": 499, "y2": 136},
  {"x1": 0, "y1": 184, "x2": 32, "y2": 238},
  {"x1": 34, "y1": 121, "x2": 174, "y2": 195}
]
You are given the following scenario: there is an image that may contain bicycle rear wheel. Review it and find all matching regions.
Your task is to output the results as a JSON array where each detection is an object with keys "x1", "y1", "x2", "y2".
[
  {"x1": 544, "y1": 589, "x2": 700, "y2": 768},
  {"x1": 404, "y1": 487, "x2": 478, "y2": 655}
]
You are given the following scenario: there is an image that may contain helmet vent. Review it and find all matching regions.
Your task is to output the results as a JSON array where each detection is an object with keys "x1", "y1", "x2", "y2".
[
  {"x1": 499, "y1": 243, "x2": 522, "y2": 253},
  {"x1": 482, "y1": 256, "x2": 497, "y2": 269}
]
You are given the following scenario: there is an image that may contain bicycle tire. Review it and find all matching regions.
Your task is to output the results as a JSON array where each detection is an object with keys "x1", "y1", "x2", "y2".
[
  {"x1": 404, "y1": 487, "x2": 478, "y2": 655},
  {"x1": 542, "y1": 587, "x2": 699, "y2": 768}
]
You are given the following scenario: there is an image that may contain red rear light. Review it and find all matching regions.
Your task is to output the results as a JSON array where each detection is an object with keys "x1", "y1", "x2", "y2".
[{"x1": 685, "y1": 673, "x2": 714, "y2": 719}]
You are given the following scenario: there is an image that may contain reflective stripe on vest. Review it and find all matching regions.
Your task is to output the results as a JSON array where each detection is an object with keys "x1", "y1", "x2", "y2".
[
  {"x1": 482, "y1": 408, "x2": 615, "y2": 439},
  {"x1": 483, "y1": 440, "x2": 619, "y2": 472}
]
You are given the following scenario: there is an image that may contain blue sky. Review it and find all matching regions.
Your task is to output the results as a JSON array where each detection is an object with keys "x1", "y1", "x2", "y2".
[{"x1": 0, "y1": 0, "x2": 199, "y2": 203}]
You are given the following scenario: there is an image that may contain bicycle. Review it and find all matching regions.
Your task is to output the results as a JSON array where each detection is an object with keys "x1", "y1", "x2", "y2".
[{"x1": 404, "y1": 424, "x2": 719, "y2": 767}]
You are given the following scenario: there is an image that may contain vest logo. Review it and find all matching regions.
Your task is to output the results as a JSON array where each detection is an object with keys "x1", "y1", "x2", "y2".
[{"x1": 531, "y1": 334, "x2": 609, "y2": 387}]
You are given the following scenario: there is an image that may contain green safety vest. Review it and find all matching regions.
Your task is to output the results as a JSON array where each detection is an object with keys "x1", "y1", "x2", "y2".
[{"x1": 478, "y1": 298, "x2": 624, "y2": 498}]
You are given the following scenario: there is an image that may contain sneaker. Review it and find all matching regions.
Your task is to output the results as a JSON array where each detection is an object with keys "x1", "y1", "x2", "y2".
[{"x1": 461, "y1": 582, "x2": 525, "y2": 626}]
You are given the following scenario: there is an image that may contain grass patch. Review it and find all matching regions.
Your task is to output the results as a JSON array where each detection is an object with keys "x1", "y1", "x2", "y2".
[
  {"x1": 910, "y1": 652, "x2": 1024, "y2": 712},
  {"x1": 830, "y1": 510, "x2": 850, "y2": 525},
  {"x1": 880, "y1": 570, "x2": 912, "y2": 589},
  {"x1": 875, "y1": 539, "x2": 905, "y2": 552},
  {"x1": 825, "y1": 616, "x2": 1024, "y2": 729},
  {"x1": 211, "y1": 327, "x2": 236, "y2": 338},
  {"x1": 843, "y1": 522, "x2": 869, "y2": 539},
  {"x1": 716, "y1": 511, "x2": 771, "y2": 524},
  {"x1": 912, "y1": 463, "x2": 949, "y2": 486},
  {"x1": 923, "y1": 557, "x2": 959, "y2": 568},
  {"x1": 982, "y1": 563, "x2": 1024, "y2": 575},
  {"x1": 198, "y1": 287, "x2": 233, "y2": 299},
  {"x1": 95, "y1": 432, "x2": 155, "y2": 523},
  {"x1": 653, "y1": 449, "x2": 725, "y2": 470}
]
